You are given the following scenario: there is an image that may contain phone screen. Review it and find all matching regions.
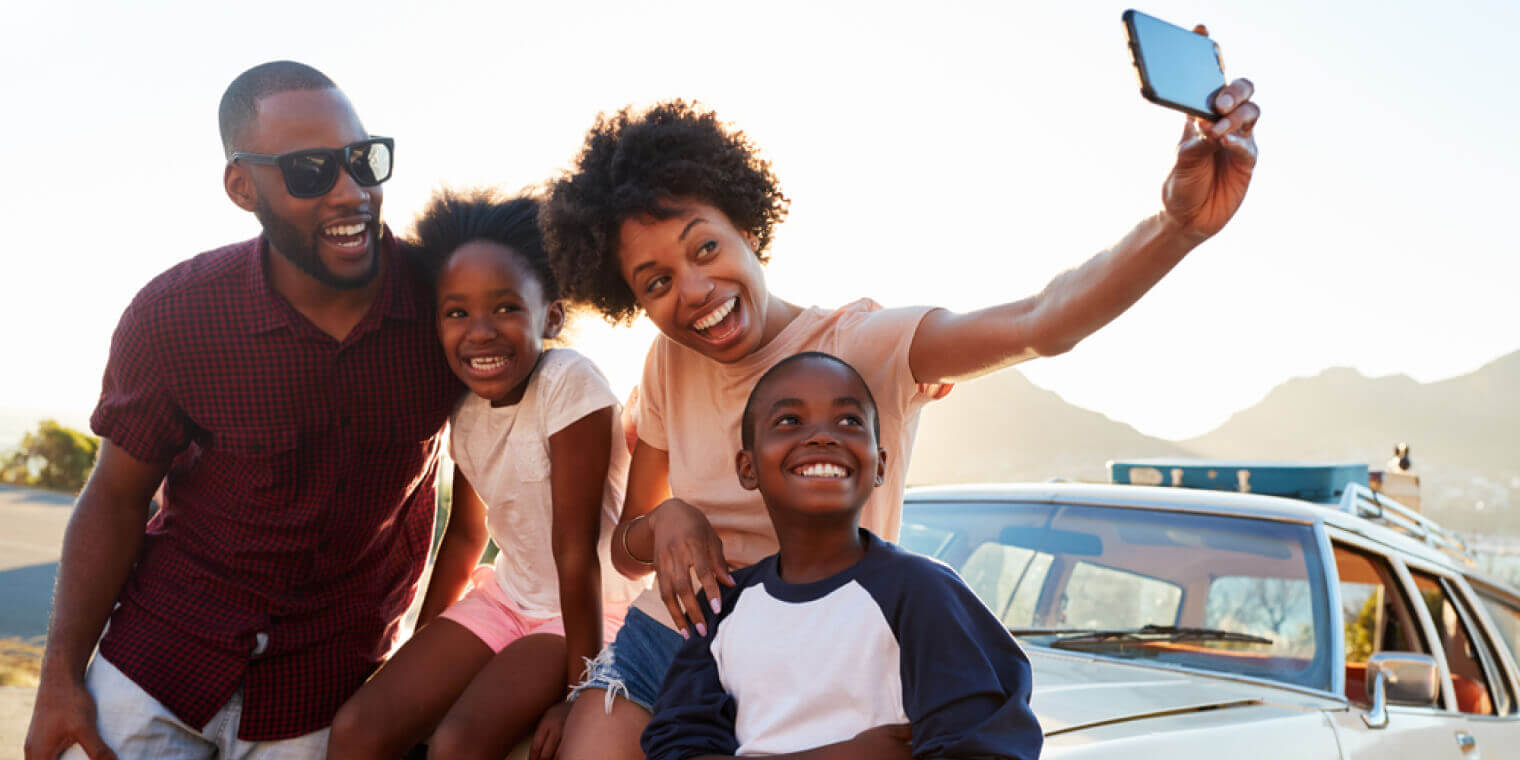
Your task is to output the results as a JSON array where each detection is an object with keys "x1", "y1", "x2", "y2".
[{"x1": 1124, "y1": 10, "x2": 1225, "y2": 120}]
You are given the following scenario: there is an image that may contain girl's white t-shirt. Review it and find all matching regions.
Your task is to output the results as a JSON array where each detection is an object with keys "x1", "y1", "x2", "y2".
[{"x1": 449, "y1": 348, "x2": 648, "y2": 618}]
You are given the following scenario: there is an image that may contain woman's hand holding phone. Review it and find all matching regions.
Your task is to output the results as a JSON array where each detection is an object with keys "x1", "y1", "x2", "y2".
[
  {"x1": 1125, "y1": 15, "x2": 1260, "y2": 241},
  {"x1": 1160, "y1": 26, "x2": 1259, "y2": 243}
]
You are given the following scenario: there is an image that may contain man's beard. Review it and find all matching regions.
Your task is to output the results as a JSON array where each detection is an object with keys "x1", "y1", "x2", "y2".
[{"x1": 255, "y1": 196, "x2": 379, "y2": 291}]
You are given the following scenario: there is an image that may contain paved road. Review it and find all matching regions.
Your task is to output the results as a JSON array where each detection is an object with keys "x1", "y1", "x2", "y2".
[
  {"x1": 0, "y1": 485, "x2": 71, "y2": 644},
  {"x1": 1, "y1": 485, "x2": 72, "y2": 760}
]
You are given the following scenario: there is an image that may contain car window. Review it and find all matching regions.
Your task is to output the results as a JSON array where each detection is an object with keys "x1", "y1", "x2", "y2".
[
  {"x1": 1475, "y1": 589, "x2": 1520, "y2": 670},
  {"x1": 1410, "y1": 571, "x2": 1510, "y2": 716},
  {"x1": 958, "y1": 542, "x2": 1054, "y2": 627},
  {"x1": 1332, "y1": 544, "x2": 1428, "y2": 705},
  {"x1": 1062, "y1": 561, "x2": 1182, "y2": 629},
  {"x1": 1205, "y1": 576, "x2": 1317, "y2": 658},
  {"x1": 901, "y1": 499, "x2": 1332, "y2": 691}
]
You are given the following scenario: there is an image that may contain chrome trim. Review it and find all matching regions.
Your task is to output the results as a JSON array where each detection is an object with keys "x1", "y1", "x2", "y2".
[
  {"x1": 1388, "y1": 555, "x2": 1459, "y2": 712},
  {"x1": 1339, "y1": 483, "x2": 1475, "y2": 564},
  {"x1": 1317, "y1": 523, "x2": 1347, "y2": 698},
  {"x1": 1362, "y1": 670, "x2": 1388, "y2": 728},
  {"x1": 1455, "y1": 730, "x2": 1478, "y2": 754},
  {"x1": 1044, "y1": 698, "x2": 1264, "y2": 737},
  {"x1": 909, "y1": 495, "x2": 1318, "y2": 525},
  {"x1": 1440, "y1": 575, "x2": 1515, "y2": 716},
  {"x1": 906, "y1": 486, "x2": 1321, "y2": 524}
]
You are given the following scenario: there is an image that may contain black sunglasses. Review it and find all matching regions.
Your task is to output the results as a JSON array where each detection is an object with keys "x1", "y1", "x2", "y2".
[{"x1": 232, "y1": 137, "x2": 394, "y2": 198}]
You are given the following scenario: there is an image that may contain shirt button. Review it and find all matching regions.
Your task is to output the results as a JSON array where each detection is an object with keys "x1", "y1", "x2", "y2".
[{"x1": 252, "y1": 632, "x2": 269, "y2": 658}]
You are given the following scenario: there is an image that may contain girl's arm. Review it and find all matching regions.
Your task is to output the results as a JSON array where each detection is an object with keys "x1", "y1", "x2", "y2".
[
  {"x1": 415, "y1": 465, "x2": 489, "y2": 628},
  {"x1": 548, "y1": 406, "x2": 617, "y2": 691},
  {"x1": 908, "y1": 79, "x2": 1259, "y2": 385},
  {"x1": 613, "y1": 441, "x2": 734, "y2": 638}
]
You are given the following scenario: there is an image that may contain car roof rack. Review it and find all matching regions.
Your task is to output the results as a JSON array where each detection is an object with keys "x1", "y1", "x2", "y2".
[{"x1": 1340, "y1": 483, "x2": 1474, "y2": 566}]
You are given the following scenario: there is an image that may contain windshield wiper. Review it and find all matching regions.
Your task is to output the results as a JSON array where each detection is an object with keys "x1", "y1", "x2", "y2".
[{"x1": 1011, "y1": 624, "x2": 1273, "y2": 649}]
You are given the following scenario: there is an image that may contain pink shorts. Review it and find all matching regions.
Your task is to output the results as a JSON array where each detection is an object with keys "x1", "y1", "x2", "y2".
[{"x1": 439, "y1": 565, "x2": 629, "y2": 653}]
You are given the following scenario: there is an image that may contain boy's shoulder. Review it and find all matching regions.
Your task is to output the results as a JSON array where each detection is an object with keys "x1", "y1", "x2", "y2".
[{"x1": 853, "y1": 533, "x2": 1001, "y2": 629}]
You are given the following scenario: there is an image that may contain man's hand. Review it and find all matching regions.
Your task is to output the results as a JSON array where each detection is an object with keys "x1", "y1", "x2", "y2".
[
  {"x1": 1161, "y1": 27, "x2": 1260, "y2": 240},
  {"x1": 24, "y1": 676, "x2": 116, "y2": 760},
  {"x1": 649, "y1": 498, "x2": 735, "y2": 638}
]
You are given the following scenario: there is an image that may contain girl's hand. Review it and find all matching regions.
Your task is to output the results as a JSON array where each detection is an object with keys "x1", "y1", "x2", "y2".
[
  {"x1": 649, "y1": 497, "x2": 735, "y2": 637},
  {"x1": 529, "y1": 701, "x2": 572, "y2": 760}
]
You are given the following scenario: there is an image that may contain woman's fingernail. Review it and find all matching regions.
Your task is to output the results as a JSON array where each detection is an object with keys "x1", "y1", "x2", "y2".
[
  {"x1": 1216, "y1": 93, "x2": 1234, "y2": 111},
  {"x1": 696, "y1": 622, "x2": 708, "y2": 637},
  {"x1": 710, "y1": 598, "x2": 722, "y2": 614},
  {"x1": 1211, "y1": 117, "x2": 1232, "y2": 137},
  {"x1": 679, "y1": 628, "x2": 690, "y2": 640}
]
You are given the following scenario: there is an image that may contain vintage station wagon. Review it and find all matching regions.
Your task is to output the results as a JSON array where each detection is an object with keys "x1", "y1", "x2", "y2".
[{"x1": 901, "y1": 462, "x2": 1520, "y2": 759}]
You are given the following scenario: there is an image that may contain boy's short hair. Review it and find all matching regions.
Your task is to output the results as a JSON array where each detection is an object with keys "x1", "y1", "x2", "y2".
[
  {"x1": 405, "y1": 188, "x2": 558, "y2": 300},
  {"x1": 542, "y1": 100, "x2": 790, "y2": 324},
  {"x1": 740, "y1": 352, "x2": 881, "y2": 449}
]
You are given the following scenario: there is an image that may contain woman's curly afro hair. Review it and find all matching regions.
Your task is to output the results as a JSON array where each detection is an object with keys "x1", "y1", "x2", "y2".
[{"x1": 542, "y1": 100, "x2": 790, "y2": 324}]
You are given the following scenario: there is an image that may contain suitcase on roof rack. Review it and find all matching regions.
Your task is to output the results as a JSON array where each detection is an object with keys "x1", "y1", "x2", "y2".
[{"x1": 1108, "y1": 459, "x2": 1369, "y2": 503}]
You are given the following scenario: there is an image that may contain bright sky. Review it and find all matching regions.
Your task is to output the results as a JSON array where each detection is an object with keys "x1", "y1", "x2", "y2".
[{"x1": 3, "y1": 0, "x2": 1517, "y2": 442}]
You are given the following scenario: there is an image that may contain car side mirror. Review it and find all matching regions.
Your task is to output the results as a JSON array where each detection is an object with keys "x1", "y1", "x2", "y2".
[{"x1": 1362, "y1": 652, "x2": 1440, "y2": 729}]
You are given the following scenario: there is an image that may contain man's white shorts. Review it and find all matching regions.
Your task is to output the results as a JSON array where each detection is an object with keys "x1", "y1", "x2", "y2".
[{"x1": 61, "y1": 655, "x2": 329, "y2": 760}]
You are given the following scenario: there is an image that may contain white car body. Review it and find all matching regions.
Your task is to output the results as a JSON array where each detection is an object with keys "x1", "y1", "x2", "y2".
[{"x1": 902, "y1": 478, "x2": 1520, "y2": 759}]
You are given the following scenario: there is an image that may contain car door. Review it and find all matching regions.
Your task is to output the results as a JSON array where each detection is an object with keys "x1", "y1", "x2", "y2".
[
  {"x1": 1324, "y1": 537, "x2": 1466, "y2": 759},
  {"x1": 1466, "y1": 580, "x2": 1520, "y2": 759},
  {"x1": 1402, "y1": 565, "x2": 1520, "y2": 760}
]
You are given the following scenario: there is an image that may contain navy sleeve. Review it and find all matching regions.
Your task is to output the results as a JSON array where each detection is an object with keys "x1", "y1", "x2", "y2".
[
  {"x1": 880, "y1": 552, "x2": 1044, "y2": 759},
  {"x1": 640, "y1": 589, "x2": 741, "y2": 760}
]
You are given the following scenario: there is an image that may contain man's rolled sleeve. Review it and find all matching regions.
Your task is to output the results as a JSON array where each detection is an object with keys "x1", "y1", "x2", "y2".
[{"x1": 91, "y1": 292, "x2": 192, "y2": 464}]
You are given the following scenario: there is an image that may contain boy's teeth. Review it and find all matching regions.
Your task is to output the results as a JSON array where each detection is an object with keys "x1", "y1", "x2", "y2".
[
  {"x1": 794, "y1": 463, "x2": 848, "y2": 478},
  {"x1": 468, "y1": 356, "x2": 507, "y2": 370},
  {"x1": 693, "y1": 297, "x2": 737, "y2": 331},
  {"x1": 325, "y1": 223, "x2": 367, "y2": 236}
]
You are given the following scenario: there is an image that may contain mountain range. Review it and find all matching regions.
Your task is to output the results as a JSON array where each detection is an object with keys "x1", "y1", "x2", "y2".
[{"x1": 907, "y1": 350, "x2": 1520, "y2": 535}]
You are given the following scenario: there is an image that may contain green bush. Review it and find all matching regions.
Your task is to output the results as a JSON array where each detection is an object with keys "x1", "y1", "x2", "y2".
[{"x1": 1, "y1": 420, "x2": 100, "y2": 492}]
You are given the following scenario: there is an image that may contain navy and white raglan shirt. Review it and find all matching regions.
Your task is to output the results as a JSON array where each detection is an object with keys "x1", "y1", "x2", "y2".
[{"x1": 641, "y1": 530, "x2": 1042, "y2": 760}]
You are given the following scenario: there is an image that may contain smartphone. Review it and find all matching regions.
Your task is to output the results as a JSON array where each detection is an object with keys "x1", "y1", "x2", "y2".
[{"x1": 1122, "y1": 10, "x2": 1225, "y2": 121}]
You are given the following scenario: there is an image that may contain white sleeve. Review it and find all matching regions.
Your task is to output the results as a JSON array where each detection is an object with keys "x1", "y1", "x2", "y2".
[{"x1": 540, "y1": 350, "x2": 620, "y2": 436}]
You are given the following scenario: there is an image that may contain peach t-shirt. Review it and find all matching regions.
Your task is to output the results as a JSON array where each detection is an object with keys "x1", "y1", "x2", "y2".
[{"x1": 631, "y1": 298, "x2": 942, "y2": 626}]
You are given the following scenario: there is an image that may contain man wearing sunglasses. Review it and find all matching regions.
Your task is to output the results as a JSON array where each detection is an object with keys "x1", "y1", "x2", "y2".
[{"x1": 26, "y1": 61, "x2": 462, "y2": 760}]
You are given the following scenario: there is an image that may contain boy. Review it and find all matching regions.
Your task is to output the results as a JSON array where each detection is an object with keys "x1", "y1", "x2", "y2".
[{"x1": 640, "y1": 352, "x2": 1042, "y2": 760}]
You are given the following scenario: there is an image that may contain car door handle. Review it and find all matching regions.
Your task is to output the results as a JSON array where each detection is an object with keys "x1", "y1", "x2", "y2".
[{"x1": 1455, "y1": 731, "x2": 1478, "y2": 756}]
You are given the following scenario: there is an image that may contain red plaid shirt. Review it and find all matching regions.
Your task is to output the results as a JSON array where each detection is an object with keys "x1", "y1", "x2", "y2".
[{"x1": 90, "y1": 230, "x2": 461, "y2": 739}]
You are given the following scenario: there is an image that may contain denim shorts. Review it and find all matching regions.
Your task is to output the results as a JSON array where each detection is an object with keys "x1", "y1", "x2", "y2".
[{"x1": 572, "y1": 607, "x2": 684, "y2": 712}]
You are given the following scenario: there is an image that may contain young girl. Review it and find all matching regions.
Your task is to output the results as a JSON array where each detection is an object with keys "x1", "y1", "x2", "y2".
[
  {"x1": 542, "y1": 84, "x2": 1258, "y2": 760},
  {"x1": 327, "y1": 189, "x2": 646, "y2": 760}
]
